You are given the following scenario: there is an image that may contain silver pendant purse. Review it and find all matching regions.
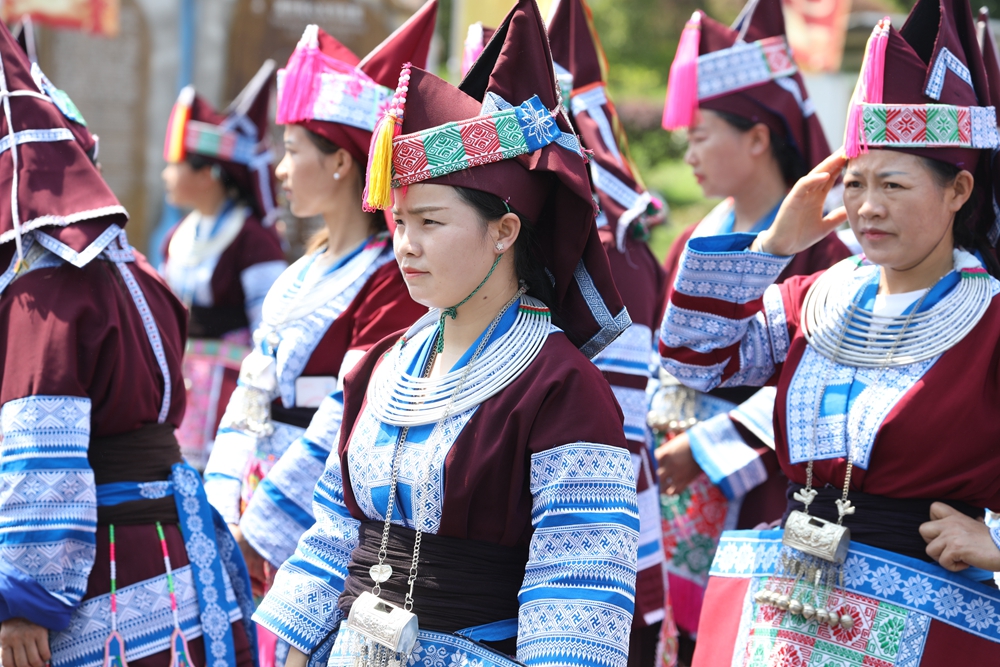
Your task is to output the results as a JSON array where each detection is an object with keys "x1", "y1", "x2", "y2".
[
  {"x1": 346, "y1": 591, "x2": 419, "y2": 667},
  {"x1": 782, "y1": 509, "x2": 851, "y2": 564}
]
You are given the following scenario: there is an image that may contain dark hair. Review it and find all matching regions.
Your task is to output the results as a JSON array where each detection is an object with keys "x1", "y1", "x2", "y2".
[
  {"x1": 713, "y1": 110, "x2": 807, "y2": 187},
  {"x1": 185, "y1": 153, "x2": 255, "y2": 209},
  {"x1": 300, "y1": 128, "x2": 385, "y2": 253},
  {"x1": 452, "y1": 186, "x2": 555, "y2": 308},
  {"x1": 920, "y1": 156, "x2": 1000, "y2": 277}
]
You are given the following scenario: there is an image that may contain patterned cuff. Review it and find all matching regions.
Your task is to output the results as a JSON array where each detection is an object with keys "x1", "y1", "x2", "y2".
[
  {"x1": 990, "y1": 524, "x2": 1000, "y2": 555},
  {"x1": 675, "y1": 233, "x2": 793, "y2": 304},
  {"x1": 728, "y1": 387, "x2": 778, "y2": 450},
  {"x1": 687, "y1": 413, "x2": 768, "y2": 501}
]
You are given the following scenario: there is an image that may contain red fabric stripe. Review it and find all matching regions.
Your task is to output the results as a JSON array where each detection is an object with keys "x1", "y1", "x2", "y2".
[
  {"x1": 922, "y1": 617, "x2": 1000, "y2": 664},
  {"x1": 670, "y1": 290, "x2": 765, "y2": 321}
]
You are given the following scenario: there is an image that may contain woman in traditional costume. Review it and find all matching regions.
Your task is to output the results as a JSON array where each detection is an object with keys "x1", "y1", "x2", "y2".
[
  {"x1": 203, "y1": 3, "x2": 434, "y2": 610},
  {"x1": 547, "y1": 1, "x2": 670, "y2": 664},
  {"x1": 660, "y1": 0, "x2": 1000, "y2": 662},
  {"x1": 651, "y1": 0, "x2": 851, "y2": 653},
  {"x1": 160, "y1": 63, "x2": 288, "y2": 471},
  {"x1": 0, "y1": 23, "x2": 256, "y2": 667},
  {"x1": 253, "y1": 2, "x2": 639, "y2": 667}
]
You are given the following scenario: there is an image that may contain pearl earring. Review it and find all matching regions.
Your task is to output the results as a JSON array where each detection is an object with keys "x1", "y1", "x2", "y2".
[
  {"x1": 333, "y1": 172, "x2": 341, "y2": 180},
  {"x1": 495, "y1": 242, "x2": 504, "y2": 251}
]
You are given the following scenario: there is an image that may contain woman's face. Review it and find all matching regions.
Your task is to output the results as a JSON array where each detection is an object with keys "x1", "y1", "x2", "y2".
[
  {"x1": 843, "y1": 151, "x2": 970, "y2": 272},
  {"x1": 684, "y1": 109, "x2": 764, "y2": 199},
  {"x1": 161, "y1": 161, "x2": 214, "y2": 209},
  {"x1": 275, "y1": 125, "x2": 343, "y2": 218},
  {"x1": 392, "y1": 184, "x2": 504, "y2": 309}
]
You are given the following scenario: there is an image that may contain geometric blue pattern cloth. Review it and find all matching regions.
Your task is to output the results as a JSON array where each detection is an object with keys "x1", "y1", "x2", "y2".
[{"x1": 0, "y1": 395, "x2": 95, "y2": 630}]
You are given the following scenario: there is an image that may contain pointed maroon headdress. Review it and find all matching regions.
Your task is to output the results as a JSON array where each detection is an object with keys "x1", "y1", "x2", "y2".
[
  {"x1": 0, "y1": 20, "x2": 126, "y2": 268},
  {"x1": 844, "y1": 0, "x2": 1000, "y2": 243},
  {"x1": 363, "y1": 0, "x2": 628, "y2": 357},
  {"x1": 548, "y1": 0, "x2": 662, "y2": 252},
  {"x1": 164, "y1": 60, "x2": 279, "y2": 222},
  {"x1": 275, "y1": 0, "x2": 438, "y2": 169},
  {"x1": 662, "y1": 0, "x2": 831, "y2": 172}
]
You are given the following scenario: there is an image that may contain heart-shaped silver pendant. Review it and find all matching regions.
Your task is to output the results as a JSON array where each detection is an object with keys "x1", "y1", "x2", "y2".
[{"x1": 369, "y1": 563, "x2": 393, "y2": 584}]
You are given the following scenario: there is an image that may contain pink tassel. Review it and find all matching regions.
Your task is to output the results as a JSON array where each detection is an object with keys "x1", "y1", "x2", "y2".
[
  {"x1": 662, "y1": 13, "x2": 703, "y2": 131},
  {"x1": 845, "y1": 18, "x2": 891, "y2": 158},
  {"x1": 276, "y1": 25, "x2": 324, "y2": 125},
  {"x1": 462, "y1": 23, "x2": 486, "y2": 77}
]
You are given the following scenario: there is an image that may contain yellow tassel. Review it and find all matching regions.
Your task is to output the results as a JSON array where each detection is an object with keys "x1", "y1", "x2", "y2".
[{"x1": 363, "y1": 112, "x2": 400, "y2": 212}]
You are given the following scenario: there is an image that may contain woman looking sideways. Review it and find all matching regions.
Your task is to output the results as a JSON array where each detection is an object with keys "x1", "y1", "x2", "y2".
[
  {"x1": 661, "y1": 0, "x2": 1000, "y2": 663},
  {"x1": 652, "y1": 0, "x2": 851, "y2": 651},
  {"x1": 203, "y1": 4, "x2": 433, "y2": 612},
  {"x1": 160, "y1": 62, "x2": 287, "y2": 471},
  {"x1": 253, "y1": 2, "x2": 640, "y2": 667}
]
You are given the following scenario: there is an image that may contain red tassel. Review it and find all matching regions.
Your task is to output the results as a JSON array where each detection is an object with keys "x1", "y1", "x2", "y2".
[
  {"x1": 845, "y1": 18, "x2": 891, "y2": 158},
  {"x1": 662, "y1": 13, "x2": 703, "y2": 131}
]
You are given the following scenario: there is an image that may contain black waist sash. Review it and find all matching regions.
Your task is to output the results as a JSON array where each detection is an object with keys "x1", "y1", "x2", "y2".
[
  {"x1": 784, "y1": 484, "x2": 983, "y2": 562},
  {"x1": 188, "y1": 304, "x2": 249, "y2": 339},
  {"x1": 271, "y1": 401, "x2": 317, "y2": 429},
  {"x1": 89, "y1": 422, "x2": 183, "y2": 525},
  {"x1": 339, "y1": 521, "x2": 528, "y2": 637}
]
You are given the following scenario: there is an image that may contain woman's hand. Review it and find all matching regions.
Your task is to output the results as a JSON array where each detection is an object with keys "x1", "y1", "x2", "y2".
[
  {"x1": 230, "y1": 523, "x2": 269, "y2": 597},
  {"x1": 1, "y1": 618, "x2": 50, "y2": 667},
  {"x1": 655, "y1": 432, "x2": 702, "y2": 495},
  {"x1": 919, "y1": 502, "x2": 1000, "y2": 572},
  {"x1": 756, "y1": 152, "x2": 848, "y2": 257}
]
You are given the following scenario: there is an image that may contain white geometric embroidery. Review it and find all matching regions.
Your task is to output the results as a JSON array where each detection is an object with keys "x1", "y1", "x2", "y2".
[
  {"x1": 0, "y1": 396, "x2": 95, "y2": 605},
  {"x1": 348, "y1": 403, "x2": 478, "y2": 533},
  {"x1": 50, "y1": 565, "x2": 241, "y2": 667}
]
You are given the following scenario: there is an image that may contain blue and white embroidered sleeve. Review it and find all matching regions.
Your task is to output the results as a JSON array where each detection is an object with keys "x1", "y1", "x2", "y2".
[
  {"x1": 659, "y1": 233, "x2": 793, "y2": 392},
  {"x1": 204, "y1": 415, "x2": 257, "y2": 525},
  {"x1": 686, "y1": 387, "x2": 777, "y2": 501},
  {"x1": 517, "y1": 443, "x2": 639, "y2": 667},
  {"x1": 241, "y1": 392, "x2": 344, "y2": 567},
  {"x1": 0, "y1": 395, "x2": 95, "y2": 630},
  {"x1": 253, "y1": 432, "x2": 359, "y2": 653},
  {"x1": 241, "y1": 260, "x2": 287, "y2": 333}
]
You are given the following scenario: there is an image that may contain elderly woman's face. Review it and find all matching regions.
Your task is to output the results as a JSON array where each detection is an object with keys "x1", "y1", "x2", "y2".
[{"x1": 842, "y1": 151, "x2": 970, "y2": 272}]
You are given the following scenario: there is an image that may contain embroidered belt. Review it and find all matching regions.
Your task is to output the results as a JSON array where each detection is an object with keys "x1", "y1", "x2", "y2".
[
  {"x1": 95, "y1": 463, "x2": 258, "y2": 667},
  {"x1": 711, "y1": 530, "x2": 1000, "y2": 644},
  {"x1": 325, "y1": 626, "x2": 525, "y2": 667}
]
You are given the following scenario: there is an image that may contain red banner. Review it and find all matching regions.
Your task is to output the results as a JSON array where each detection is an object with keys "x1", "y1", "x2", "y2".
[
  {"x1": 783, "y1": 0, "x2": 852, "y2": 73},
  {"x1": 3, "y1": 0, "x2": 120, "y2": 38}
]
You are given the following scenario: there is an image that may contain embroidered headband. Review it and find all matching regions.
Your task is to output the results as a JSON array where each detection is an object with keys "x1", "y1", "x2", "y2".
[
  {"x1": 662, "y1": 12, "x2": 798, "y2": 130},
  {"x1": 275, "y1": 25, "x2": 393, "y2": 132},
  {"x1": 845, "y1": 18, "x2": 1000, "y2": 156},
  {"x1": 363, "y1": 64, "x2": 583, "y2": 211}
]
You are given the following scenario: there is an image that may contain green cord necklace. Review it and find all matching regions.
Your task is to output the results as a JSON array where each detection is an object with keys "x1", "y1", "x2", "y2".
[{"x1": 435, "y1": 253, "x2": 504, "y2": 354}]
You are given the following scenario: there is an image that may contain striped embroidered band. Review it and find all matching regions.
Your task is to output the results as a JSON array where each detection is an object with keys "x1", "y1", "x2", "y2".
[
  {"x1": 182, "y1": 120, "x2": 261, "y2": 165},
  {"x1": 276, "y1": 68, "x2": 392, "y2": 132},
  {"x1": 697, "y1": 35, "x2": 797, "y2": 101},
  {"x1": 857, "y1": 103, "x2": 1000, "y2": 149},
  {"x1": 390, "y1": 93, "x2": 576, "y2": 187}
]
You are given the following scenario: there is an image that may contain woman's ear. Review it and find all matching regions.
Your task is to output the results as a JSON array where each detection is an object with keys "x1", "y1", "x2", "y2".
[
  {"x1": 494, "y1": 212, "x2": 522, "y2": 253},
  {"x1": 325, "y1": 147, "x2": 355, "y2": 181},
  {"x1": 947, "y1": 170, "x2": 975, "y2": 213},
  {"x1": 748, "y1": 122, "x2": 771, "y2": 159}
]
